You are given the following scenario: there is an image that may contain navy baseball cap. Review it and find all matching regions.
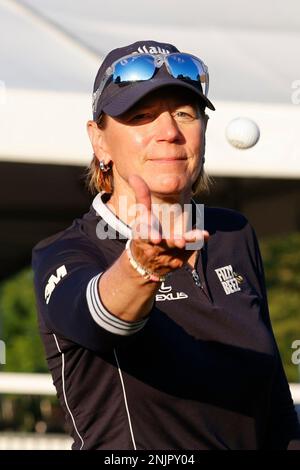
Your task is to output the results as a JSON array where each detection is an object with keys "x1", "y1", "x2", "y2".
[{"x1": 92, "y1": 40, "x2": 215, "y2": 120}]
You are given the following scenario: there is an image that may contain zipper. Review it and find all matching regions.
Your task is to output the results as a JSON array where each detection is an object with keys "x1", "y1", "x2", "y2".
[
  {"x1": 185, "y1": 250, "x2": 212, "y2": 304},
  {"x1": 189, "y1": 266, "x2": 212, "y2": 303},
  {"x1": 191, "y1": 268, "x2": 202, "y2": 287}
]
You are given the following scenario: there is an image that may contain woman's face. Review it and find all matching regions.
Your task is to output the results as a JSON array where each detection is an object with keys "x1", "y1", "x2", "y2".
[{"x1": 95, "y1": 87, "x2": 207, "y2": 198}]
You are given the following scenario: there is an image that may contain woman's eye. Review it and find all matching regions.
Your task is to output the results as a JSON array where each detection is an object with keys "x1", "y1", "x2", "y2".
[
  {"x1": 175, "y1": 111, "x2": 195, "y2": 121},
  {"x1": 130, "y1": 112, "x2": 153, "y2": 122}
]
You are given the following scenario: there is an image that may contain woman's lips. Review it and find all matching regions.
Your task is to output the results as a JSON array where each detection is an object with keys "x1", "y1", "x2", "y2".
[{"x1": 148, "y1": 157, "x2": 187, "y2": 162}]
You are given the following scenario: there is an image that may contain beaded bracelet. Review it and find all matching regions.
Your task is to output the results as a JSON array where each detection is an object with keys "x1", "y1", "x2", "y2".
[{"x1": 125, "y1": 239, "x2": 166, "y2": 283}]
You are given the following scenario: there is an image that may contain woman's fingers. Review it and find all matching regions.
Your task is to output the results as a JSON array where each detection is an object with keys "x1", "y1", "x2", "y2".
[
  {"x1": 184, "y1": 229, "x2": 210, "y2": 243},
  {"x1": 184, "y1": 229, "x2": 209, "y2": 249},
  {"x1": 132, "y1": 226, "x2": 209, "y2": 249},
  {"x1": 171, "y1": 236, "x2": 186, "y2": 249}
]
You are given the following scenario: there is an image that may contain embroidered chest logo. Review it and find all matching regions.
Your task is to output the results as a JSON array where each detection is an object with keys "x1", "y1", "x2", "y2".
[
  {"x1": 214, "y1": 264, "x2": 243, "y2": 295},
  {"x1": 44, "y1": 265, "x2": 67, "y2": 304},
  {"x1": 156, "y1": 282, "x2": 188, "y2": 302}
]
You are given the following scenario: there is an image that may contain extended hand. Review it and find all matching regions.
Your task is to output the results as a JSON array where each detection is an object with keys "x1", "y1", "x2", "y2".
[{"x1": 127, "y1": 175, "x2": 209, "y2": 276}]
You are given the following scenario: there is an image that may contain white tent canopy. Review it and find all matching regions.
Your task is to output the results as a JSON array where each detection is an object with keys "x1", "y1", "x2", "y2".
[{"x1": 1, "y1": 0, "x2": 300, "y2": 177}]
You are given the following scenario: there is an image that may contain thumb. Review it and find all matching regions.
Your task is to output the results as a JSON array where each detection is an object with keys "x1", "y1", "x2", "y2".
[
  {"x1": 128, "y1": 174, "x2": 152, "y2": 214},
  {"x1": 128, "y1": 175, "x2": 161, "y2": 243}
]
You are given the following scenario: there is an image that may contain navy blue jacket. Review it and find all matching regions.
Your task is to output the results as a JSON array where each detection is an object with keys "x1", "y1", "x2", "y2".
[{"x1": 32, "y1": 193, "x2": 300, "y2": 450}]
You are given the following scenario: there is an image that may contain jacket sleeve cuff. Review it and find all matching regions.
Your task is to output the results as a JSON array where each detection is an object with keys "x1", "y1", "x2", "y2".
[{"x1": 86, "y1": 273, "x2": 149, "y2": 336}]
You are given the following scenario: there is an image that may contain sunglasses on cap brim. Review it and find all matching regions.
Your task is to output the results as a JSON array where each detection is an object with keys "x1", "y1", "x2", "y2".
[{"x1": 93, "y1": 52, "x2": 210, "y2": 115}]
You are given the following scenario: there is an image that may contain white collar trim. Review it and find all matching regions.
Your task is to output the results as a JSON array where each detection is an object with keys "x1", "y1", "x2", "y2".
[{"x1": 92, "y1": 192, "x2": 132, "y2": 239}]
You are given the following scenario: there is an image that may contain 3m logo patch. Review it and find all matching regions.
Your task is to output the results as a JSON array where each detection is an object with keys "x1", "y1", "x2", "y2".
[
  {"x1": 45, "y1": 265, "x2": 67, "y2": 304},
  {"x1": 214, "y1": 264, "x2": 242, "y2": 295}
]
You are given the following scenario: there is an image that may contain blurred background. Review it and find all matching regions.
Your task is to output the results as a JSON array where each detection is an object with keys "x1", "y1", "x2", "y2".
[{"x1": 0, "y1": 0, "x2": 299, "y2": 450}]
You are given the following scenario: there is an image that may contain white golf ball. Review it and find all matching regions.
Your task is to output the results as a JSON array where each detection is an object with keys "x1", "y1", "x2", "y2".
[{"x1": 225, "y1": 117, "x2": 260, "y2": 149}]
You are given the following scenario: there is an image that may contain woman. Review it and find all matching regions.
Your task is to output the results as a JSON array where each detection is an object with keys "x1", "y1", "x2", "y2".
[{"x1": 32, "y1": 40, "x2": 300, "y2": 450}]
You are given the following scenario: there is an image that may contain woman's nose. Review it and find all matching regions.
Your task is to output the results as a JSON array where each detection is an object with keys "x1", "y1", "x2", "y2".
[{"x1": 154, "y1": 112, "x2": 182, "y2": 142}]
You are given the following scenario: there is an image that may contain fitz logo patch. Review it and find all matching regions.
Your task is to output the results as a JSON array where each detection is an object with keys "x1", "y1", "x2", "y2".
[
  {"x1": 215, "y1": 264, "x2": 241, "y2": 295},
  {"x1": 44, "y1": 265, "x2": 67, "y2": 304}
]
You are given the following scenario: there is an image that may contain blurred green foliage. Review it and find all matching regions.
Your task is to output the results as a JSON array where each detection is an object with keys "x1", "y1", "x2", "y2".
[
  {"x1": 260, "y1": 232, "x2": 300, "y2": 383},
  {"x1": 0, "y1": 269, "x2": 47, "y2": 373},
  {"x1": 0, "y1": 232, "x2": 299, "y2": 382}
]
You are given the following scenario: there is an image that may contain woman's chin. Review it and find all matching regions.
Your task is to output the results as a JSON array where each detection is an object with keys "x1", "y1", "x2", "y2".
[{"x1": 148, "y1": 175, "x2": 189, "y2": 196}]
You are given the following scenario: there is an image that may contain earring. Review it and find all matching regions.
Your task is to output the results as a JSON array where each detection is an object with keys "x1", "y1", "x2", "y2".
[{"x1": 99, "y1": 160, "x2": 110, "y2": 172}]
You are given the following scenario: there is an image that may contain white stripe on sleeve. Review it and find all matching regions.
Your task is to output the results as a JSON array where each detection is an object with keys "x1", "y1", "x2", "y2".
[{"x1": 86, "y1": 273, "x2": 149, "y2": 336}]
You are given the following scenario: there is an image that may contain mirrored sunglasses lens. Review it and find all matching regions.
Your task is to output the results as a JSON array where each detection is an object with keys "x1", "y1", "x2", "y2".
[
  {"x1": 113, "y1": 56, "x2": 155, "y2": 83},
  {"x1": 168, "y1": 54, "x2": 207, "y2": 94}
]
